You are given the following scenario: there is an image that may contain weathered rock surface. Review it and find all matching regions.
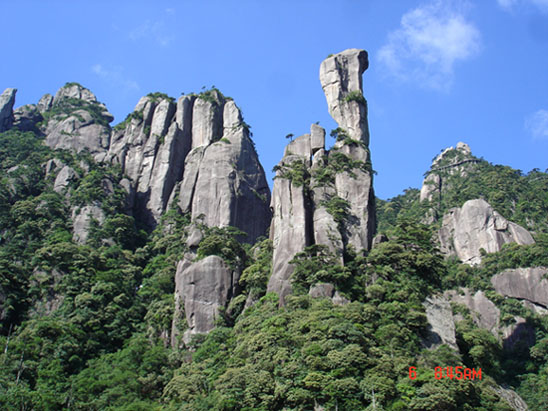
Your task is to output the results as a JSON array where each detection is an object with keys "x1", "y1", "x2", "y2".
[
  {"x1": 0, "y1": 88, "x2": 17, "y2": 132},
  {"x1": 268, "y1": 49, "x2": 375, "y2": 303},
  {"x1": 53, "y1": 165, "x2": 77, "y2": 194},
  {"x1": 423, "y1": 295, "x2": 458, "y2": 350},
  {"x1": 492, "y1": 386, "x2": 529, "y2": 411},
  {"x1": 491, "y1": 267, "x2": 548, "y2": 308},
  {"x1": 42, "y1": 84, "x2": 113, "y2": 161},
  {"x1": 268, "y1": 164, "x2": 312, "y2": 301},
  {"x1": 178, "y1": 98, "x2": 271, "y2": 243},
  {"x1": 438, "y1": 199, "x2": 535, "y2": 265},
  {"x1": 445, "y1": 288, "x2": 500, "y2": 335},
  {"x1": 13, "y1": 104, "x2": 43, "y2": 133},
  {"x1": 71, "y1": 205, "x2": 106, "y2": 244},
  {"x1": 320, "y1": 49, "x2": 369, "y2": 144},
  {"x1": 174, "y1": 255, "x2": 240, "y2": 344},
  {"x1": 107, "y1": 91, "x2": 271, "y2": 238}
]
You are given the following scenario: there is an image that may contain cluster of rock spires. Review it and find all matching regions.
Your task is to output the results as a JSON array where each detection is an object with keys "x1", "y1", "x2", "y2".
[
  {"x1": 1, "y1": 49, "x2": 545, "y2": 359},
  {"x1": 1, "y1": 83, "x2": 271, "y2": 340},
  {"x1": 268, "y1": 49, "x2": 376, "y2": 303}
]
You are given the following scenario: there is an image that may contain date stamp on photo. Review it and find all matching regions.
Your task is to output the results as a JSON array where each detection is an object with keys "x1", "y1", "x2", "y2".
[{"x1": 409, "y1": 366, "x2": 482, "y2": 381}]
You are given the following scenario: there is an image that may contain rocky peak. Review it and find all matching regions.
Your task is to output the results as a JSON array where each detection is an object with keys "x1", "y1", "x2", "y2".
[
  {"x1": 108, "y1": 89, "x2": 271, "y2": 238},
  {"x1": 40, "y1": 83, "x2": 113, "y2": 161},
  {"x1": 0, "y1": 88, "x2": 17, "y2": 132},
  {"x1": 320, "y1": 48, "x2": 369, "y2": 144},
  {"x1": 420, "y1": 141, "x2": 477, "y2": 203},
  {"x1": 53, "y1": 82, "x2": 98, "y2": 104},
  {"x1": 268, "y1": 49, "x2": 376, "y2": 303}
]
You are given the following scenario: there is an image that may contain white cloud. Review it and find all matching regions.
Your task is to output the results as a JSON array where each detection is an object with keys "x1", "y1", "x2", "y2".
[
  {"x1": 498, "y1": 0, "x2": 548, "y2": 13},
  {"x1": 377, "y1": 1, "x2": 481, "y2": 91},
  {"x1": 91, "y1": 64, "x2": 139, "y2": 91},
  {"x1": 129, "y1": 20, "x2": 173, "y2": 47},
  {"x1": 525, "y1": 109, "x2": 548, "y2": 140}
]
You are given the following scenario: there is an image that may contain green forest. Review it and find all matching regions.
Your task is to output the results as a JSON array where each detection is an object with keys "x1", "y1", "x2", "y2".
[{"x1": 1, "y1": 114, "x2": 548, "y2": 410}]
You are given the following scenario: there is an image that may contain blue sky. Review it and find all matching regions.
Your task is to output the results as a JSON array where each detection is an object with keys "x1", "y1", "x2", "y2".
[{"x1": 1, "y1": 0, "x2": 547, "y2": 200}]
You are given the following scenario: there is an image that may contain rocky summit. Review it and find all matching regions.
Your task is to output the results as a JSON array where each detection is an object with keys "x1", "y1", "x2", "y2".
[
  {"x1": 1, "y1": 48, "x2": 548, "y2": 410},
  {"x1": 268, "y1": 49, "x2": 376, "y2": 303}
]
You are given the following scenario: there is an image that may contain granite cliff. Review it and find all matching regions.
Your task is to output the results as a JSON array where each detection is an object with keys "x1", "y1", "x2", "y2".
[{"x1": 267, "y1": 49, "x2": 376, "y2": 303}]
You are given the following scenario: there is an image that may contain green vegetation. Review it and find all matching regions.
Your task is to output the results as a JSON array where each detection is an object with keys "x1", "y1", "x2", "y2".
[
  {"x1": 343, "y1": 90, "x2": 366, "y2": 105},
  {"x1": 272, "y1": 159, "x2": 310, "y2": 188},
  {"x1": 321, "y1": 195, "x2": 351, "y2": 232},
  {"x1": 146, "y1": 92, "x2": 175, "y2": 103},
  {"x1": 113, "y1": 109, "x2": 144, "y2": 131},
  {"x1": 40, "y1": 97, "x2": 111, "y2": 128},
  {"x1": 1, "y1": 102, "x2": 548, "y2": 409}
]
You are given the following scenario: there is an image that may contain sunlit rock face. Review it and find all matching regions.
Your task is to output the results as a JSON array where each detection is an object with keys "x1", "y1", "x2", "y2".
[
  {"x1": 438, "y1": 198, "x2": 534, "y2": 265},
  {"x1": 268, "y1": 49, "x2": 376, "y2": 304}
]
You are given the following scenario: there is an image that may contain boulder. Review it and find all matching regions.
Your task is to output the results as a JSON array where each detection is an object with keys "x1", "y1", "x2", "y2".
[
  {"x1": 438, "y1": 199, "x2": 534, "y2": 265},
  {"x1": 53, "y1": 165, "x2": 77, "y2": 194},
  {"x1": 0, "y1": 88, "x2": 16, "y2": 132},
  {"x1": 491, "y1": 267, "x2": 548, "y2": 308}
]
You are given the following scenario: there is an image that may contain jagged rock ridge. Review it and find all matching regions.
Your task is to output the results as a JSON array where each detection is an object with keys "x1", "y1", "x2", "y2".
[
  {"x1": 267, "y1": 49, "x2": 376, "y2": 303},
  {"x1": 2, "y1": 83, "x2": 272, "y2": 343}
]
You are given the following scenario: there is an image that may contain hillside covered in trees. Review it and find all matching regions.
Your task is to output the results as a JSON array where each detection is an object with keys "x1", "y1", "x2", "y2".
[{"x1": 1, "y1": 49, "x2": 548, "y2": 410}]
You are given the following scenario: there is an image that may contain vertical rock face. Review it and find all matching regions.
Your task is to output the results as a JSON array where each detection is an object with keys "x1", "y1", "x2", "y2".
[
  {"x1": 108, "y1": 91, "x2": 271, "y2": 239},
  {"x1": 268, "y1": 49, "x2": 376, "y2": 302},
  {"x1": 176, "y1": 94, "x2": 271, "y2": 243},
  {"x1": 175, "y1": 255, "x2": 239, "y2": 342},
  {"x1": 438, "y1": 199, "x2": 535, "y2": 265},
  {"x1": 445, "y1": 288, "x2": 501, "y2": 335},
  {"x1": 422, "y1": 296, "x2": 458, "y2": 350},
  {"x1": 320, "y1": 49, "x2": 369, "y2": 144},
  {"x1": 0, "y1": 88, "x2": 17, "y2": 132}
]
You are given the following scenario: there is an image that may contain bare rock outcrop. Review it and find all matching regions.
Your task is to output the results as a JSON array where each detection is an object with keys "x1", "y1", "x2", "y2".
[
  {"x1": 174, "y1": 254, "x2": 240, "y2": 344},
  {"x1": 13, "y1": 104, "x2": 43, "y2": 133},
  {"x1": 491, "y1": 267, "x2": 548, "y2": 309},
  {"x1": 177, "y1": 96, "x2": 271, "y2": 243},
  {"x1": 71, "y1": 205, "x2": 106, "y2": 244},
  {"x1": 438, "y1": 199, "x2": 535, "y2": 265},
  {"x1": 320, "y1": 49, "x2": 369, "y2": 144},
  {"x1": 492, "y1": 386, "x2": 529, "y2": 411},
  {"x1": 308, "y1": 283, "x2": 349, "y2": 305},
  {"x1": 268, "y1": 49, "x2": 375, "y2": 303},
  {"x1": 53, "y1": 165, "x2": 77, "y2": 194},
  {"x1": 42, "y1": 83, "x2": 113, "y2": 161},
  {"x1": 108, "y1": 91, "x2": 271, "y2": 239},
  {"x1": 445, "y1": 288, "x2": 500, "y2": 335},
  {"x1": 423, "y1": 295, "x2": 458, "y2": 350},
  {"x1": 0, "y1": 88, "x2": 17, "y2": 132}
]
